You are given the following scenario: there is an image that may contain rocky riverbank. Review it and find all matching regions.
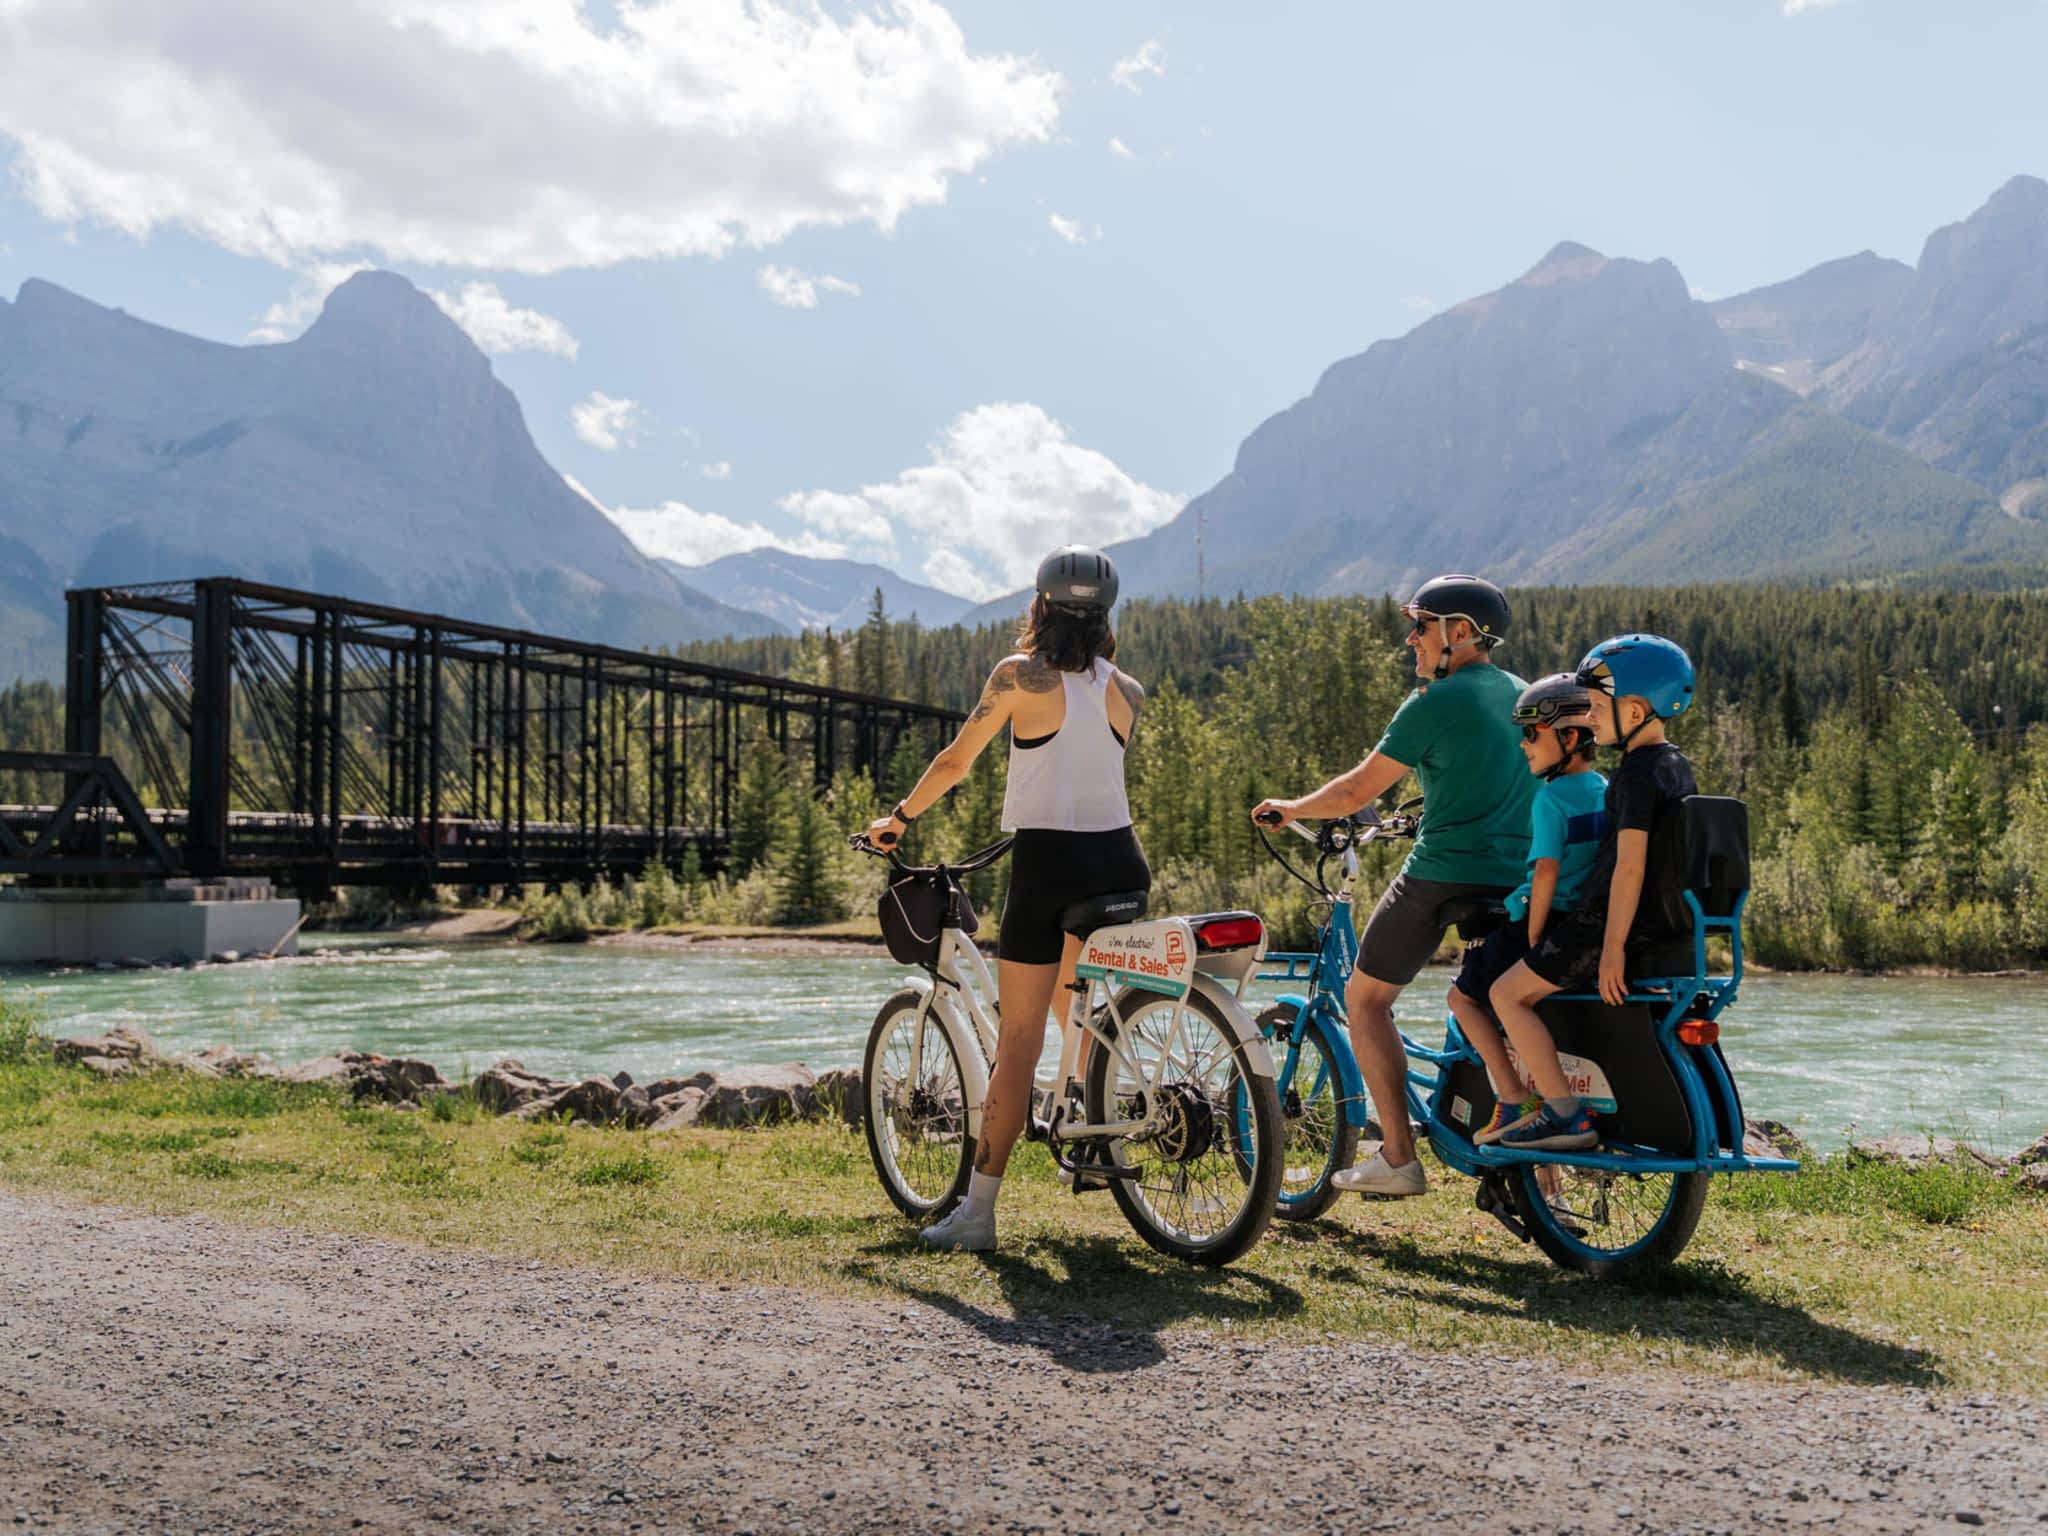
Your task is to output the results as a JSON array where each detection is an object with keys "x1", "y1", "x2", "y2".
[{"x1": 43, "y1": 1023, "x2": 2048, "y2": 1188}]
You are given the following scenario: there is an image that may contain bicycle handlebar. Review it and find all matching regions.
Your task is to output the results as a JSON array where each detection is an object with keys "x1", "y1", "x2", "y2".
[{"x1": 848, "y1": 832, "x2": 1014, "y2": 877}]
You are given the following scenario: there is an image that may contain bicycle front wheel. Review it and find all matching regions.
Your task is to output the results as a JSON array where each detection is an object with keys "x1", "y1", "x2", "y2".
[
  {"x1": 1509, "y1": 1163, "x2": 1709, "y2": 1279},
  {"x1": 1084, "y1": 987, "x2": 1283, "y2": 1266},
  {"x1": 1254, "y1": 1004, "x2": 1360, "y2": 1223},
  {"x1": 862, "y1": 988, "x2": 975, "y2": 1221}
]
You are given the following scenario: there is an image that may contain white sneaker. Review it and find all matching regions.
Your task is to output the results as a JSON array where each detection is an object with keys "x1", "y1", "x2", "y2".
[
  {"x1": 919, "y1": 1202, "x2": 995, "y2": 1252},
  {"x1": 1330, "y1": 1150, "x2": 1427, "y2": 1198}
]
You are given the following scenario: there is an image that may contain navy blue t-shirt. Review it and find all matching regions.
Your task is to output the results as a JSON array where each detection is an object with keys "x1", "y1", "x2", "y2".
[{"x1": 1578, "y1": 742, "x2": 1697, "y2": 921}]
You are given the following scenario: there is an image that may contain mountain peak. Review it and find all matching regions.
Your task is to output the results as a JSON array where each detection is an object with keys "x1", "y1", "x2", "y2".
[
  {"x1": 1520, "y1": 241, "x2": 1609, "y2": 285},
  {"x1": 300, "y1": 270, "x2": 479, "y2": 366}
]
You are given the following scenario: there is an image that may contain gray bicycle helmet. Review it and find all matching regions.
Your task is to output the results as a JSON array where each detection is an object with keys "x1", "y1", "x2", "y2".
[
  {"x1": 1512, "y1": 673, "x2": 1597, "y2": 731},
  {"x1": 1513, "y1": 673, "x2": 1599, "y2": 780},
  {"x1": 1035, "y1": 545, "x2": 1119, "y2": 611}
]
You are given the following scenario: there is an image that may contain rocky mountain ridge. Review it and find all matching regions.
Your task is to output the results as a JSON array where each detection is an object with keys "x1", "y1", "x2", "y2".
[
  {"x1": 0, "y1": 272, "x2": 776, "y2": 679},
  {"x1": 1106, "y1": 177, "x2": 2048, "y2": 602}
]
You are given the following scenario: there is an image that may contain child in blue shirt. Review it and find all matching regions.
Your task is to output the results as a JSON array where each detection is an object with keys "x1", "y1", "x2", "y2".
[{"x1": 1445, "y1": 674, "x2": 1608, "y2": 1144}]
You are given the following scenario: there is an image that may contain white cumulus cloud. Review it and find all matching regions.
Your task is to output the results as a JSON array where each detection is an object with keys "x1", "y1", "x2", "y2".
[
  {"x1": 0, "y1": 0, "x2": 1062, "y2": 274},
  {"x1": 1047, "y1": 213, "x2": 1101, "y2": 245},
  {"x1": 426, "y1": 282, "x2": 577, "y2": 358},
  {"x1": 1108, "y1": 136, "x2": 1135, "y2": 160},
  {"x1": 758, "y1": 265, "x2": 862, "y2": 308},
  {"x1": 700, "y1": 461, "x2": 734, "y2": 481},
  {"x1": 1400, "y1": 295, "x2": 1438, "y2": 314},
  {"x1": 1782, "y1": 0, "x2": 1851, "y2": 12},
  {"x1": 778, "y1": 402, "x2": 1183, "y2": 601},
  {"x1": 1110, "y1": 38, "x2": 1165, "y2": 93},
  {"x1": 571, "y1": 392, "x2": 646, "y2": 452},
  {"x1": 566, "y1": 475, "x2": 842, "y2": 566}
]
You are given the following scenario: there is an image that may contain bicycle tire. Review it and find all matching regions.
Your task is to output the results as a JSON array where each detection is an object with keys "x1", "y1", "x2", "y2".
[
  {"x1": 1254, "y1": 1004, "x2": 1360, "y2": 1223},
  {"x1": 1083, "y1": 987, "x2": 1283, "y2": 1267},
  {"x1": 1508, "y1": 1162, "x2": 1710, "y2": 1279},
  {"x1": 862, "y1": 988, "x2": 975, "y2": 1221}
]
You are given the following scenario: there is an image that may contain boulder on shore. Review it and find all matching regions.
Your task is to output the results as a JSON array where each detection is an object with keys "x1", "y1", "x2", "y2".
[
  {"x1": 2011, "y1": 1132, "x2": 2048, "y2": 1169},
  {"x1": 472, "y1": 1060, "x2": 570, "y2": 1114},
  {"x1": 52, "y1": 1024, "x2": 159, "y2": 1068},
  {"x1": 647, "y1": 1087, "x2": 708, "y2": 1132},
  {"x1": 1847, "y1": 1134, "x2": 2001, "y2": 1172},
  {"x1": 2017, "y1": 1162, "x2": 2048, "y2": 1195},
  {"x1": 1743, "y1": 1118, "x2": 1809, "y2": 1160},
  {"x1": 514, "y1": 1075, "x2": 637, "y2": 1127},
  {"x1": 812, "y1": 1067, "x2": 863, "y2": 1130},
  {"x1": 694, "y1": 1064, "x2": 816, "y2": 1128}
]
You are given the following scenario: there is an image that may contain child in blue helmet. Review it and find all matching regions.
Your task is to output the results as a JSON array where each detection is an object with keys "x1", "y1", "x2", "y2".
[{"x1": 1487, "y1": 635, "x2": 1698, "y2": 1151}]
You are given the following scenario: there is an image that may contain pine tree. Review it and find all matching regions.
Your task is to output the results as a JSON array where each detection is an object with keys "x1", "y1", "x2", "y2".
[
  {"x1": 729, "y1": 728, "x2": 795, "y2": 877},
  {"x1": 777, "y1": 787, "x2": 842, "y2": 925}
]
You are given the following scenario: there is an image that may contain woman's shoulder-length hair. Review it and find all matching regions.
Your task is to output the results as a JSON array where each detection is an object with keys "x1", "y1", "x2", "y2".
[{"x1": 1013, "y1": 593, "x2": 1117, "y2": 673}]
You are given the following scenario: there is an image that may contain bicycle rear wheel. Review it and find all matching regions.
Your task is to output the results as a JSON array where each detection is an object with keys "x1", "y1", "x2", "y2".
[
  {"x1": 862, "y1": 988, "x2": 974, "y2": 1221},
  {"x1": 1509, "y1": 1163, "x2": 1709, "y2": 1279},
  {"x1": 1252, "y1": 1005, "x2": 1360, "y2": 1222},
  {"x1": 1084, "y1": 987, "x2": 1283, "y2": 1266}
]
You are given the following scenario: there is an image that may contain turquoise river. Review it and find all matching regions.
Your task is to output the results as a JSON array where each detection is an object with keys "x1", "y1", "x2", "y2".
[{"x1": 10, "y1": 936, "x2": 2044, "y2": 1155}]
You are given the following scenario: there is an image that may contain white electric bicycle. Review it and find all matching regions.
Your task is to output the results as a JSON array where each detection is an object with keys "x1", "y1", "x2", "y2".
[{"x1": 852, "y1": 836, "x2": 1285, "y2": 1267}]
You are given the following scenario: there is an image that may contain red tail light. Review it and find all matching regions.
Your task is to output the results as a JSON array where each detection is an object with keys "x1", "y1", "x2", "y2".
[
  {"x1": 1677, "y1": 1017, "x2": 1719, "y2": 1046},
  {"x1": 1194, "y1": 915, "x2": 1264, "y2": 952}
]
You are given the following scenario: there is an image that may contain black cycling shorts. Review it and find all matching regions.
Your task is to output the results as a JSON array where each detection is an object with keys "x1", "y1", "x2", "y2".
[
  {"x1": 998, "y1": 826, "x2": 1151, "y2": 965},
  {"x1": 1452, "y1": 921, "x2": 1532, "y2": 1003}
]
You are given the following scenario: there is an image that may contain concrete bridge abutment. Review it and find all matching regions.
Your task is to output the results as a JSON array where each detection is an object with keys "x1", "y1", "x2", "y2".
[{"x1": 0, "y1": 879, "x2": 301, "y2": 966}]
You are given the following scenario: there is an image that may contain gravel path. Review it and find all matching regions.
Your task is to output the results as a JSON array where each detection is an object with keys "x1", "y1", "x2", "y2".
[{"x1": 2, "y1": 1190, "x2": 2043, "y2": 1535}]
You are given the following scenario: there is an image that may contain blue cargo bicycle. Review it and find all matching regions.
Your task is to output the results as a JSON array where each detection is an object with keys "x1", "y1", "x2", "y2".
[{"x1": 1248, "y1": 794, "x2": 1797, "y2": 1277}]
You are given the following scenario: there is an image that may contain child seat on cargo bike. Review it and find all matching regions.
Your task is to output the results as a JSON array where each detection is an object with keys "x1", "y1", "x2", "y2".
[{"x1": 1419, "y1": 794, "x2": 1796, "y2": 1273}]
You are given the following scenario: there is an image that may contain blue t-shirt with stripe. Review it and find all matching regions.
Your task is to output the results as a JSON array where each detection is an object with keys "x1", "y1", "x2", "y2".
[{"x1": 1505, "y1": 769, "x2": 1609, "y2": 923}]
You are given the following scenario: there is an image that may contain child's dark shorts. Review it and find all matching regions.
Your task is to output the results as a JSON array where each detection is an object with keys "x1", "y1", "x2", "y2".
[
  {"x1": 1452, "y1": 921, "x2": 1531, "y2": 1002},
  {"x1": 1523, "y1": 909, "x2": 1607, "y2": 991}
]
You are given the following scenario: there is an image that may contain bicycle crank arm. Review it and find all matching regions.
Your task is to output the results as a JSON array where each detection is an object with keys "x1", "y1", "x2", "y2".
[{"x1": 1048, "y1": 1142, "x2": 1141, "y2": 1182}]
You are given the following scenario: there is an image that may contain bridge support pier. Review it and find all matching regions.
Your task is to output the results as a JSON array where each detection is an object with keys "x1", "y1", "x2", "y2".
[{"x1": 0, "y1": 880, "x2": 301, "y2": 966}]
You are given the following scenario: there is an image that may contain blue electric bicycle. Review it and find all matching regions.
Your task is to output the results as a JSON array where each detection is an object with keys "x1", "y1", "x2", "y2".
[{"x1": 1250, "y1": 795, "x2": 1797, "y2": 1277}]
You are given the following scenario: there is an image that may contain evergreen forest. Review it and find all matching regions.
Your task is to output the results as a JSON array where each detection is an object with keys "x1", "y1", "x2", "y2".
[{"x1": 5, "y1": 578, "x2": 2048, "y2": 971}]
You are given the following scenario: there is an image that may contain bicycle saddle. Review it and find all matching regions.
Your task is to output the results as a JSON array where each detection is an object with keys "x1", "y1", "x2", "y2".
[
  {"x1": 1435, "y1": 895, "x2": 1509, "y2": 940},
  {"x1": 1059, "y1": 889, "x2": 1150, "y2": 937}
]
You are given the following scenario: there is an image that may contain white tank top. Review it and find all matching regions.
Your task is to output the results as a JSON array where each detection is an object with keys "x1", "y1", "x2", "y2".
[{"x1": 1000, "y1": 657, "x2": 1133, "y2": 833}]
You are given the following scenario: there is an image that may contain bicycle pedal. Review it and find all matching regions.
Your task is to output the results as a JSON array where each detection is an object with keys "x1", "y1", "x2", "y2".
[{"x1": 1473, "y1": 1173, "x2": 1529, "y2": 1242}]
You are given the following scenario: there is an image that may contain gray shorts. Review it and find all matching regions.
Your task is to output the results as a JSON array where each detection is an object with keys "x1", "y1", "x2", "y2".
[{"x1": 1356, "y1": 872, "x2": 1512, "y2": 988}]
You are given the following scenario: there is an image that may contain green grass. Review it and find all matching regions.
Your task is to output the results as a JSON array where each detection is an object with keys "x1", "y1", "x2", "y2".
[{"x1": 1, "y1": 1056, "x2": 2043, "y2": 1394}]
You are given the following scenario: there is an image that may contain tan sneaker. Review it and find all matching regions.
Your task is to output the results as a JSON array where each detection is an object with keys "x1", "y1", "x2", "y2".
[{"x1": 1330, "y1": 1150, "x2": 1427, "y2": 1198}]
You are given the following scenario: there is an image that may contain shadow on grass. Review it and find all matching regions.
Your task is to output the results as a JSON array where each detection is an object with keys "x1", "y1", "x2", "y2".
[
  {"x1": 1307, "y1": 1222, "x2": 1943, "y2": 1389},
  {"x1": 842, "y1": 1231, "x2": 1304, "y2": 1374}
]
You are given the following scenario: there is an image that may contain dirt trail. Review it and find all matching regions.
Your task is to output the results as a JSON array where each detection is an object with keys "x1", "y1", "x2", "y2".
[{"x1": 1, "y1": 1190, "x2": 2042, "y2": 1535}]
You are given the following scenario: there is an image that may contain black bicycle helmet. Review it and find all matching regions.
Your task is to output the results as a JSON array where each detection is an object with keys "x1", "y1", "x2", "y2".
[
  {"x1": 1402, "y1": 574, "x2": 1509, "y2": 678},
  {"x1": 1035, "y1": 545, "x2": 1119, "y2": 612}
]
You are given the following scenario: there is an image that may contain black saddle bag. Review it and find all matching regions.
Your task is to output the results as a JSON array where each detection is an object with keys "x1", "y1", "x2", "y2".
[{"x1": 878, "y1": 871, "x2": 979, "y2": 968}]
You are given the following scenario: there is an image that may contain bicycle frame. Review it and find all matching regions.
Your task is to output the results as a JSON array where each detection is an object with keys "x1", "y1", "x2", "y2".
[
  {"x1": 1257, "y1": 834, "x2": 1371, "y2": 1128},
  {"x1": 906, "y1": 919, "x2": 1260, "y2": 1156}
]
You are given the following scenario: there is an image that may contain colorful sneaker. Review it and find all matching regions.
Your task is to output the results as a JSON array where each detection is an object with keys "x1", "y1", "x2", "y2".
[
  {"x1": 1475, "y1": 1094, "x2": 1543, "y2": 1146},
  {"x1": 1330, "y1": 1149, "x2": 1427, "y2": 1198},
  {"x1": 1498, "y1": 1102, "x2": 1598, "y2": 1153},
  {"x1": 918, "y1": 1203, "x2": 995, "y2": 1252}
]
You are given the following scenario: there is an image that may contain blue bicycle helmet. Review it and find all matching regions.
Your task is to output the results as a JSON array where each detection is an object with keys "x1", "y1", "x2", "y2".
[{"x1": 1576, "y1": 634, "x2": 1695, "y2": 720}]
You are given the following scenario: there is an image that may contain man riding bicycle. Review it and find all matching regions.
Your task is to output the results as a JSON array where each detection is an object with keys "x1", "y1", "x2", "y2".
[{"x1": 1251, "y1": 574, "x2": 1534, "y2": 1196}]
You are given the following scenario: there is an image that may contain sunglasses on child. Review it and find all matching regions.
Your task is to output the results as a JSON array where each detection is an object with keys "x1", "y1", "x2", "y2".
[{"x1": 1519, "y1": 723, "x2": 1550, "y2": 742}]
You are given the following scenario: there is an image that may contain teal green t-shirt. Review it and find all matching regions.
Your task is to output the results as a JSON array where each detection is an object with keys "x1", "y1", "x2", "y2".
[
  {"x1": 1505, "y1": 768, "x2": 1610, "y2": 922},
  {"x1": 1374, "y1": 664, "x2": 1537, "y2": 887}
]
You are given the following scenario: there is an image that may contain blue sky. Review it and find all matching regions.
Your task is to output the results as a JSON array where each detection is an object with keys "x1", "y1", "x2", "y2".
[{"x1": 2, "y1": 0, "x2": 2044, "y2": 599}]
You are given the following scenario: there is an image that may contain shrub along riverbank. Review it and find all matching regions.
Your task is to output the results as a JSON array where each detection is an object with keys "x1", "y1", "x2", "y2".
[{"x1": 3, "y1": 1014, "x2": 2044, "y2": 1395}]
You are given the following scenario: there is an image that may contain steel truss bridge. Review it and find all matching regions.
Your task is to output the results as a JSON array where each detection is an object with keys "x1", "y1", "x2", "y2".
[{"x1": 0, "y1": 578, "x2": 961, "y2": 890}]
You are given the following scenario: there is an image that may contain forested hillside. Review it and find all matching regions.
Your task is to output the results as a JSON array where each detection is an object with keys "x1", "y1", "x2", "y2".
[{"x1": 671, "y1": 579, "x2": 2048, "y2": 970}]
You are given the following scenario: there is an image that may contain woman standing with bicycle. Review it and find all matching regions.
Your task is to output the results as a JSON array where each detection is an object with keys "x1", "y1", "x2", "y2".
[{"x1": 865, "y1": 546, "x2": 1147, "y2": 1253}]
